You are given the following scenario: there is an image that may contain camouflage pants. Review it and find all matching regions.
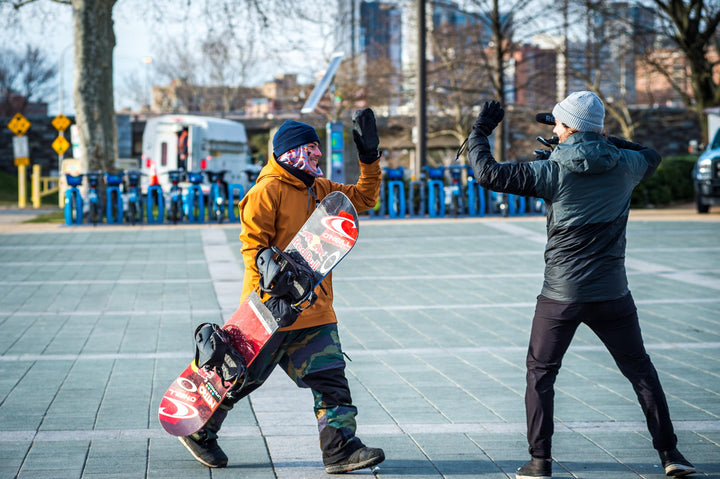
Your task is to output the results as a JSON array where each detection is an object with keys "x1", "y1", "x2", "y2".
[{"x1": 201, "y1": 323, "x2": 364, "y2": 464}]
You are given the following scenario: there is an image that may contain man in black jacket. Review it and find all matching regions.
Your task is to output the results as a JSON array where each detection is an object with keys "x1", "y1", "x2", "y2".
[{"x1": 467, "y1": 91, "x2": 696, "y2": 479}]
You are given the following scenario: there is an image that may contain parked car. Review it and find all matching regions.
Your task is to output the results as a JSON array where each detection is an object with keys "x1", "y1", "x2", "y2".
[{"x1": 693, "y1": 128, "x2": 720, "y2": 213}]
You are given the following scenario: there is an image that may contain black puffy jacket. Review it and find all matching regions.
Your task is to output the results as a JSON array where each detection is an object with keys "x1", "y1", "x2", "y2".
[{"x1": 468, "y1": 130, "x2": 661, "y2": 302}]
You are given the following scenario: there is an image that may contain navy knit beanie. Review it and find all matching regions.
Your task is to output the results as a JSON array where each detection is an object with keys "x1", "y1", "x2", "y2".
[{"x1": 273, "y1": 121, "x2": 321, "y2": 157}]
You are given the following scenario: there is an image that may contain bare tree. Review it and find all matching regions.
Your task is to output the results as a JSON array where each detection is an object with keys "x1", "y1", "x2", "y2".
[
  {"x1": 73, "y1": 0, "x2": 118, "y2": 173},
  {"x1": 0, "y1": 0, "x2": 311, "y2": 173},
  {"x1": 117, "y1": 72, "x2": 147, "y2": 111},
  {"x1": 648, "y1": 0, "x2": 720, "y2": 143},
  {"x1": 0, "y1": 44, "x2": 56, "y2": 115},
  {"x1": 426, "y1": 18, "x2": 493, "y2": 152},
  {"x1": 151, "y1": 36, "x2": 206, "y2": 112},
  {"x1": 150, "y1": 14, "x2": 260, "y2": 114},
  {"x1": 327, "y1": 49, "x2": 402, "y2": 123},
  {"x1": 564, "y1": 1, "x2": 647, "y2": 140},
  {"x1": 424, "y1": 0, "x2": 544, "y2": 164}
]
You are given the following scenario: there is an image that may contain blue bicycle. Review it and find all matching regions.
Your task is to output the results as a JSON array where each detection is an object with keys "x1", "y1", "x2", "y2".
[
  {"x1": 167, "y1": 169, "x2": 185, "y2": 224},
  {"x1": 185, "y1": 171, "x2": 205, "y2": 222},
  {"x1": 64, "y1": 173, "x2": 84, "y2": 225},
  {"x1": 105, "y1": 172, "x2": 124, "y2": 224},
  {"x1": 85, "y1": 171, "x2": 102, "y2": 226},
  {"x1": 206, "y1": 170, "x2": 227, "y2": 224},
  {"x1": 125, "y1": 170, "x2": 144, "y2": 225},
  {"x1": 447, "y1": 165, "x2": 467, "y2": 217}
]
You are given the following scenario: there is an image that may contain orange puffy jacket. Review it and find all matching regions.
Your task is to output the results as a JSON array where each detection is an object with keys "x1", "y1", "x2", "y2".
[{"x1": 238, "y1": 154, "x2": 381, "y2": 330}]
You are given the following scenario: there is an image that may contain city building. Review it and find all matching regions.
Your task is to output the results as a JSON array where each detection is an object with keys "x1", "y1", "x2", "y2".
[{"x1": 336, "y1": 0, "x2": 403, "y2": 114}]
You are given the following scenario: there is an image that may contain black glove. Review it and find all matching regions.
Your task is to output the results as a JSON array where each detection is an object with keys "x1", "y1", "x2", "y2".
[
  {"x1": 352, "y1": 108, "x2": 380, "y2": 163},
  {"x1": 473, "y1": 100, "x2": 504, "y2": 136},
  {"x1": 265, "y1": 296, "x2": 300, "y2": 328},
  {"x1": 534, "y1": 149, "x2": 551, "y2": 161}
]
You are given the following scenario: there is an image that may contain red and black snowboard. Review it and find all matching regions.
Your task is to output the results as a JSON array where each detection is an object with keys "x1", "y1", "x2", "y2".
[{"x1": 158, "y1": 191, "x2": 360, "y2": 437}]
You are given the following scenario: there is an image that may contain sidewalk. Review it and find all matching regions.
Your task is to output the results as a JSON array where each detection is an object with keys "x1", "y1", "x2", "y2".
[
  {"x1": 0, "y1": 213, "x2": 718, "y2": 478},
  {"x1": 0, "y1": 206, "x2": 57, "y2": 228}
]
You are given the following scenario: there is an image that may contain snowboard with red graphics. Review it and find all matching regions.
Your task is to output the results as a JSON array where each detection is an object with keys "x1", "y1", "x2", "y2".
[{"x1": 158, "y1": 191, "x2": 360, "y2": 437}]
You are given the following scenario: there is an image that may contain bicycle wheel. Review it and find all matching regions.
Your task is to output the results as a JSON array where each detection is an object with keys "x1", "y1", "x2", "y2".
[
  {"x1": 90, "y1": 202, "x2": 98, "y2": 226},
  {"x1": 128, "y1": 201, "x2": 137, "y2": 225},
  {"x1": 451, "y1": 194, "x2": 460, "y2": 218},
  {"x1": 171, "y1": 200, "x2": 179, "y2": 224},
  {"x1": 193, "y1": 193, "x2": 201, "y2": 220},
  {"x1": 111, "y1": 190, "x2": 119, "y2": 223},
  {"x1": 70, "y1": 191, "x2": 79, "y2": 224}
]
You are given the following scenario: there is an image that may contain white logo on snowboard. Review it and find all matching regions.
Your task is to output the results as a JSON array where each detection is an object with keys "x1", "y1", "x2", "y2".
[
  {"x1": 159, "y1": 396, "x2": 199, "y2": 420},
  {"x1": 320, "y1": 215, "x2": 356, "y2": 241}
]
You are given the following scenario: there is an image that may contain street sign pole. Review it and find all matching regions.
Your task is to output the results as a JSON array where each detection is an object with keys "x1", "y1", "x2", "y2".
[
  {"x1": 51, "y1": 114, "x2": 72, "y2": 209},
  {"x1": 18, "y1": 165, "x2": 26, "y2": 208},
  {"x1": 8, "y1": 113, "x2": 31, "y2": 208}
]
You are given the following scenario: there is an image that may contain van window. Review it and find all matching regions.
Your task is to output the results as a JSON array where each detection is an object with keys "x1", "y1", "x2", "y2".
[
  {"x1": 712, "y1": 130, "x2": 720, "y2": 150},
  {"x1": 161, "y1": 142, "x2": 168, "y2": 166}
]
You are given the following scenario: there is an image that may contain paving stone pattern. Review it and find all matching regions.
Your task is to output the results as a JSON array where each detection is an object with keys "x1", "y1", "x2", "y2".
[{"x1": 0, "y1": 219, "x2": 718, "y2": 478}]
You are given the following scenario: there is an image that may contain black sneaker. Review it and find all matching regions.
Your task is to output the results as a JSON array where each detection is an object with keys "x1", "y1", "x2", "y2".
[
  {"x1": 659, "y1": 448, "x2": 695, "y2": 477},
  {"x1": 516, "y1": 457, "x2": 552, "y2": 479},
  {"x1": 325, "y1": 447, "x2": 385, "y2": 474},
  {"x1": 178, "y1": 435, "x2": 228, "y2": 468}
]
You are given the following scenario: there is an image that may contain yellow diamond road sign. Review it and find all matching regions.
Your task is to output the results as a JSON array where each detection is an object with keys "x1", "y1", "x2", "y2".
[
  {"x1": 7, "y1": 113, "x2": 31, "y2": 136},
  {"x1": 52, "y1": 135, "x2": 70, "y2": 155},
  {"x1": 52, "y1": 114, "x2": 71, "y2": 132}
]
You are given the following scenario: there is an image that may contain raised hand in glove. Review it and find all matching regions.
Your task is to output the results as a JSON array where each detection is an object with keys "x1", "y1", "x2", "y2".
[
  {"x1": 352, "y1": 108, "x2": 380, "y2": 163},
  {"x1": 473, "y1": 100, "x2": 504, "y2": 136}
]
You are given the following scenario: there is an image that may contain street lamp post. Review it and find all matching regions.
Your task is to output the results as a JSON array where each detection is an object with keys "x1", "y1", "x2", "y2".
[
  {"x1": 142, "y1": 56, "x2": 153, "y2": 110},
  {"x1": 58, "y1": 43, "x2": 73, "y2": 116},
  {"x1": 57, "y1": 42, "x2": 73, "y2": 208},
  {"x1": 57, "y1": 43, "x2": 73, "y2": 171}
]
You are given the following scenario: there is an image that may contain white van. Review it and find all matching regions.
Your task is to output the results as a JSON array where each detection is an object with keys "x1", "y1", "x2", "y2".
[{"x1": 140, "y1": 114, "x2": 261, "y2": 195}]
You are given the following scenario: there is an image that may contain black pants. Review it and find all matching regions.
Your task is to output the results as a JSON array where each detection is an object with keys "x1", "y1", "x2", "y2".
[{"x1": 525, "y1": 293, "x2": 677, "y2": 458}]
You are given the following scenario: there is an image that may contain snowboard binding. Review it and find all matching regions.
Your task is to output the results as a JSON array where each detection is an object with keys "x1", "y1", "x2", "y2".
[
  {"x1": 194, "y1": 323, "x2": 247, "y2": 387},
  {"x1": 256, "y1": 246, "x2": 318, "y2": 312}
]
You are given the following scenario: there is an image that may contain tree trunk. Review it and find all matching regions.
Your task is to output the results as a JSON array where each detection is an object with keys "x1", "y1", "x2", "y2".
[{"x1": 73, "y1": 0, "x2": 118, "y2": 173}]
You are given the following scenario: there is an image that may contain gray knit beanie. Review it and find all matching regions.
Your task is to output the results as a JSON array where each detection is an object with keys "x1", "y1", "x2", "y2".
[{"x1": 552, "y1": 91, "x2": 604, "y2": 133}]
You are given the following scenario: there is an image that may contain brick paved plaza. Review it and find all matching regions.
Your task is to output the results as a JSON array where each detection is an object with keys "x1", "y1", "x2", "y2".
[{"x1": 0, "y1": 212, "x2": 718, "y2": 478}]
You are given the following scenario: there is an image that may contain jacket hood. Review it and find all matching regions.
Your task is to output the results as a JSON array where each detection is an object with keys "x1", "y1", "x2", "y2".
[{"x1": 550, "y1": 131, "x2": 620, "y2": 175}]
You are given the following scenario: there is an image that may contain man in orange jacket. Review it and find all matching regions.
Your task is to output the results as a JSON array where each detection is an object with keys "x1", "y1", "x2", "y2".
[{"x1": 179, "y1": 110, "x2": 385, "y2": 474}]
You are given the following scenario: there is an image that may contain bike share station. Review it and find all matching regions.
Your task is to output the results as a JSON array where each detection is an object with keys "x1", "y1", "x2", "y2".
[
  {"x1": 63, "y1": 169, "x2": 248, "y2": 226},
  {"x1": 61, "y1": 119, "x2": 545, "y2": 226},
  {"x1": 369, "y1": 165, "x2": 545, "y2": 219},
  {"x1": 62, "y1": 163, "x2": 545, "y2": 226}
]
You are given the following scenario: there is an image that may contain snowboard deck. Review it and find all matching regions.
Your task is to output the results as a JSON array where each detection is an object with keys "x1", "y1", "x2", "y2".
[{"x1": 159, "y1": 191, "x2": 359, "y2": 437}]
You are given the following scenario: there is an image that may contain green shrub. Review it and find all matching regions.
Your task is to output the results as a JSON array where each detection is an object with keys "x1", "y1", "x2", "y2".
[
  {"x1": 631, "y1": 155, "x2": 696, "y2": 208},
  {"x1": 0, "y1": 170, "x2": 60, "y2": 206}
]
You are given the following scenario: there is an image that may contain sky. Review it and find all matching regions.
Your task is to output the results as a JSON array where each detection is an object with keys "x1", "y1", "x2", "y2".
[{"x1": 3, "y1": 0, "x2": 334, "y2": 117}]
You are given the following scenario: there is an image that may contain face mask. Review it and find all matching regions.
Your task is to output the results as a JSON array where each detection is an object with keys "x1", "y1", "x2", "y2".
[{"x1": 277, "y1": 144, "x2": 323, "y2": 177}]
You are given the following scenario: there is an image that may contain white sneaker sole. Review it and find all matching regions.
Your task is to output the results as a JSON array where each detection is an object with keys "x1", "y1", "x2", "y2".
[{"x1": 665, "y1": 463, "x2": 696, "y2": 477}]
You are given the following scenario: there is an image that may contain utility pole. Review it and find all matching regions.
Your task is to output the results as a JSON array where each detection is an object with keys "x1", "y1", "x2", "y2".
[{"x1": 416, "y1": 0, "x2": 427, "y2": 179}]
